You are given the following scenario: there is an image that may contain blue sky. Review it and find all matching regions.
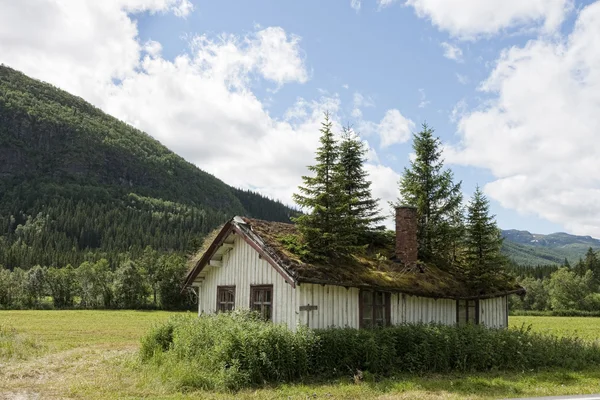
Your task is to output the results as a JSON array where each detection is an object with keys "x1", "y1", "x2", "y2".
[
  {"x1": 3, "y1": 0, "x2": 600, "y2": 235},
  {"x1": 134, "y1": 0, "x2": 570, "y2": 233}
]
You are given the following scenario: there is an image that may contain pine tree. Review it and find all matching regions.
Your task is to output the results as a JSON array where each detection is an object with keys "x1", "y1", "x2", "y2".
[
  {"x1": 464, "y1": 186, "x2": 505, "y2": 284},
  {"x1": 336, "y1": 127, "x2": 384, "y2": 244},
  {"x1": 397, "y1": 123, "x2": 463, "y2": 264},
  {"x1": 293, "y1": 113, "x2": 349, "y2": 259}
]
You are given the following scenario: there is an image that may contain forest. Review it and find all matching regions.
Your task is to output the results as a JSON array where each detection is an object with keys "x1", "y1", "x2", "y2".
[{"x1": 0, "y1": 65, "x2": 296, "y2": 309}]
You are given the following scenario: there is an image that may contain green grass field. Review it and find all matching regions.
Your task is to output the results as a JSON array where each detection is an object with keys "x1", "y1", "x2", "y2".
[{"x1": 2, "y1": 311, "x2": 600, "y2": 399}]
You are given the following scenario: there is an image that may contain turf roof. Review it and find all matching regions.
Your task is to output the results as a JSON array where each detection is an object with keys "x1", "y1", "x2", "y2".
[{"x1": 186, "y1": 217, "x2": 524, "y2": 299}]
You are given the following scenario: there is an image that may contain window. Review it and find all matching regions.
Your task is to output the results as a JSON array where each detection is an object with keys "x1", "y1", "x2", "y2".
[
  {"x1": 216, "y1": 286, "x2": 235, "y2": 312},
  {"x1": 457, "y1": 299, "x2": 478, "y2": 326},
  {"x1": 250, "y1": 285, "x2": 273, "y2": 321},
  {"x1": 360, "y1": 290, "x2": 391, "y2": 328}
]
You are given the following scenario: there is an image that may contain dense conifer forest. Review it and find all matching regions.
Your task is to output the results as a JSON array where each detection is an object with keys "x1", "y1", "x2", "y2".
[{"x1": 0, "y1": 65, "x2": 294, "y2": 280}]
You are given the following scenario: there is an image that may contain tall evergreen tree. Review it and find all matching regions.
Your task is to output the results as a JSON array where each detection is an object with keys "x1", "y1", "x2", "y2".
[
  {"x1": 397, "y1": 123, "x2": 463, "y2": 264},
  {"x1": 293, "y1": 113, "x2": 349, "y2": 258},
  {"x1": 464, "y1": 186, "x2": 505, "y2": 284},
  {"x1": 336, "y1": 127, "x2": 384, "y2": 243}
]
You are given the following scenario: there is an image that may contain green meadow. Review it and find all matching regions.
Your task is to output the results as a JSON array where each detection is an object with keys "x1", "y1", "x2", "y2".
[{"x1": 2, "y1": 310, "x2": 600, "y2": 399}]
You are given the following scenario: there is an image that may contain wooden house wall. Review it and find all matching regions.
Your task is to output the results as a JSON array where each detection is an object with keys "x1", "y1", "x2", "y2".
[
  {"x1": 479, "y1": 296, "x2": 508, "y2": 328},
  {"x1": 197, "y1": 235, "x2": 298, "y2": 328},
  {"x1": 296, "y1": 283, "x2": 360, "y2": 329},
  {"x1": 391, "y1": 294, "x2": 457, "y2": 325}
]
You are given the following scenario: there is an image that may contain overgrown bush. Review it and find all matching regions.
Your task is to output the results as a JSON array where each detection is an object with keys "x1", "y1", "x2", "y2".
[
  {"x1": 140, "y1": 312, "x2": 600, "y2": 391},
  {"x1": 140, "y1": 311, "x2": 318, "y2": 391}
]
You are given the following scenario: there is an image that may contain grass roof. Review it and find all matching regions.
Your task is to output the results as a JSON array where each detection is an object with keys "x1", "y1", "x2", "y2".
[{"x1": 188, "y1": 217, "x2": 523, "y2": 299}]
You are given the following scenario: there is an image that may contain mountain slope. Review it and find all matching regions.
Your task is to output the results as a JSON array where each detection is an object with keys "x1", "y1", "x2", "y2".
[
  {"x1": 501, "y1": 229, "x2": 600, "y2": 266},
  {"x1": 0, "y1": 65, "x2": 295, "y2": 269}
]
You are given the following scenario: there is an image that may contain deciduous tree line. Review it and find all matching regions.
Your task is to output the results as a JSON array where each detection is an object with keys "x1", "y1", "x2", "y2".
[
  {"x1": 512, "y1": 248, "x2": 600, "y2": 312},
  {"x1": 0, "y1": 246, "x2": 193, "y2": 310}
]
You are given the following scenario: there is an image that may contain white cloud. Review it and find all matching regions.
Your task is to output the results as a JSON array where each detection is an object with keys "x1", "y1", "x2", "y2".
[
  {"x1": 365, "y1": 164, "x2": 402, "y2": 228},
  {"x1": 446, "y1": 1, "x2": 600, "y2": 236},
  {"x1": 0, "y1": 0, "x2": 398, "y2": 213},
  {"x1": 364, "y1": 109, "x2": 415, "y2": 148},
  {"x1": 440, "y1": 42, "x2": 463, "y2": 62},
  {"x1": 351, "y1": 0, "x2": 361, "y2": 12},
  {"x1": 405, "y1": 0, "x2": 573, "y2": 39}
]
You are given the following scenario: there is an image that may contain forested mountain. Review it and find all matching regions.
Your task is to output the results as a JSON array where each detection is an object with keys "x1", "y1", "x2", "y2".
[
  {"x1": 0, "y1": 65, "x2": 295, "y2": 270},
  {"x1": 501, "y1": 229, "x2": 600, "y2": 266}
]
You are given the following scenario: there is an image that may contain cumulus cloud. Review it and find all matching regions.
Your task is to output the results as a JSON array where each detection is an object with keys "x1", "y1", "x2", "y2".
[
  {"x1": 0, "y1": 0, "x2": 399, "y2": 211},
  {"x1": 446, "y1": 1, "x2": 600, "y2": 236},
  {"x1": 359, "y1": 109, "x2": 415, "y2": 148},
  {"x1": 440, "y1": 42, "x2": 463, "y2": 62},
  {"x1": 351, "y1": 0, "x2": 361, "y2": 12},
  {"x1": 405, "y1": 0, "x2": 572, "y2": 39}
]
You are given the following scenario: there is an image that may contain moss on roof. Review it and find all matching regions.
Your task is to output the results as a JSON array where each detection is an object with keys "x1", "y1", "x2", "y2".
[
  {"x1": 240, "y1": 217, "x2": 522, "y2": 298},
  {"x1": 187, "y1": 217, "x2": 523, "y2": 299}
]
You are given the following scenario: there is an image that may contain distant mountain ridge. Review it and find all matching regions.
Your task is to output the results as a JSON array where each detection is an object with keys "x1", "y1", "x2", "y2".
[{"x1": 501, "y1": 229, "x2": 600, "y2": 266}]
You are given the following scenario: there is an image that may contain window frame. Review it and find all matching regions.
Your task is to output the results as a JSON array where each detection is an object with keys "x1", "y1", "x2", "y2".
[
  {"x1": 456, "y1": 299, "x2": 479, "y2": 326},
  {"x1": 216, "y1": 285, "x2": 236, "y2": 313},
  {"x1": 359, "y1": 289, "x2": 391, "y2": 329},
  {"x1": 249, "y1": 284, "x2": 274, "y2": 321}
]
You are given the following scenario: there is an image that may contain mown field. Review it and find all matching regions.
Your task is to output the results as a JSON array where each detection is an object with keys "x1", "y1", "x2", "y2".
[{"x1": 2, "y1": 311, "x2": 600, "y2": 399}]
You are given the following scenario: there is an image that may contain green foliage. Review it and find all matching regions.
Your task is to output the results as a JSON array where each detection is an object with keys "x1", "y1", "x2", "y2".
[
  {"x1": 141, "y1": 313, "x2": 600, "y2": 391},
  {"x1": 293, "y1": 113, "x2": 352, "y2": 258},
  {"x1": 502, "y1": 230, "x2": 600, "y2": 266},
  {"x1": 396, "y1": 123, "x2": 463, "y2": 266},
  {"x1": 463, "y1": 187, "x2": 506, "y2": 286},
  {"x1": 114, "y1": 260, "x2": 148, "y2": 309},
  {"x1": 292, "y1": 116, "x2": 386, "y2": 261},
  {"x1": 336, "y1": 127, "x2": 384, "y2": 242},
  {"x1": 0, "y1": 65, "x2": 295, "y2": 271},
  {"x1": 140, "y1": 311, "x2": 318, "y2": 391},
  {"x1": 0, "y1": 247, "x2": 192, "y2": 310},
  {"x1": 278, "y1": 234, "x2": 316, "y2": 261},
  {"x1": 546, "y1": 268, "x2": 594, "y2": 311},
  {"x1": 46, "y1": 265, "x2": 78, "y2": 308}
]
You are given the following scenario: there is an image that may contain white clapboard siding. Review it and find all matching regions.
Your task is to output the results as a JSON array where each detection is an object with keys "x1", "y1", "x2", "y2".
[
  {"x1": 296, "y1": 283, "x2": 360, "y2": 329},
  {"x1": 479, "y1": 296, "x2": 508, "y2": 328},
  {"x1": 391, "y1": 294, "x2": 456, "y2": 325},
  {"x1": 198, "y1": 234, "x2": 298, "y2": 328}
]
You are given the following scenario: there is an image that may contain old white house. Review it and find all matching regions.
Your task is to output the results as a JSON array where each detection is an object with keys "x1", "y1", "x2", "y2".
[{"x1": 184, "y1": 207, "x2": 524, "y2": 330}]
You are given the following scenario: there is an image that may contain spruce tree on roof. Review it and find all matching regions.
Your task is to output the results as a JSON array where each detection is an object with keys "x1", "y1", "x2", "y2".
[
  {"x1": 464, "y1": 186, "x2": 505, "y2": 285},
  {"x1": 293, "y1": 113, "x2": 350, "y2": 259},
  {"x1": 337, "y1": 127, "x2": 384, "y2": 244},
  {"x1": 397, "y1": 123, "x2": 463, "y2": 265}
]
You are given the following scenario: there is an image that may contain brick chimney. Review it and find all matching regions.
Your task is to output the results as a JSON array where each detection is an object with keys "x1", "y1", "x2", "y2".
[{"x1": 395, "y1": 206, "x2": 418, "y2": 265}]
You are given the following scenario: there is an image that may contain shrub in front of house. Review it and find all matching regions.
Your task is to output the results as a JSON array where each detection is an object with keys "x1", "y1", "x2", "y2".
[
  {"x1": 140, "y1": 312, "x2": 600, "y2": 391},
  {"x1": 140, "y1": 311, "x2": 318, "y2": 391}
]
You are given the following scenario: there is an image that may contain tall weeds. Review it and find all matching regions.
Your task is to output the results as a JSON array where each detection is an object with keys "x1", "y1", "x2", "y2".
[{"x1": 140, "y1": 312, "x2": 600, "y2": 391}]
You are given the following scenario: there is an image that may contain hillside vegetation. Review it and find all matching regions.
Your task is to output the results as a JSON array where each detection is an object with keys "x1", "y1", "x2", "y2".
[
  {"x1": 502, "y1": 229, "x2": 600, "y2": 266},
  {"x1": 0, "y1": 65, "x2": 295, "y2": 270}
]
